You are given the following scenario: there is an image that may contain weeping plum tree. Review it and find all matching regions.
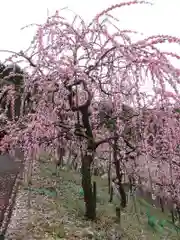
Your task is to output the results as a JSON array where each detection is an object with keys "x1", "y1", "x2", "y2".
[{"x1": 1, "y1": 1, "x2": 180, "y2": 220}]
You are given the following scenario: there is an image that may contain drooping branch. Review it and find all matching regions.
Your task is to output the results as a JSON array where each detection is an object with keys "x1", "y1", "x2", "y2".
[
  {"x1": 85, "y1": 47, "x2": 116, "y2": 75},
  {"x1": 95, "y1": 137, "x2": 115, "y2": 149},
  {"x1": 74, "y1": 130, "x2": 116, "y2": 149}
]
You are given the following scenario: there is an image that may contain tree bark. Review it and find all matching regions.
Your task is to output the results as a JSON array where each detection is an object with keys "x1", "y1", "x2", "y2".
[
  {"x1": 81, "y1": 154, "x2": 96, "y2": 220},
  {"x1": 113, "y1": 131, "x2": 127, "y2": 208}
]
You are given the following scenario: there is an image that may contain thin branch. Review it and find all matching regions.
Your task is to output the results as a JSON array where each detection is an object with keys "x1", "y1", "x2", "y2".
[
  {"x1": 85, "y1": 47, "x2": 116, "y2": 74},
  {"x1": 95, "y1": 137, "x2": 115, "y2": 149}
]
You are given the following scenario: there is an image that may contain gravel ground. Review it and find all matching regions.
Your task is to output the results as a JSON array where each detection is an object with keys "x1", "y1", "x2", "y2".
[
  {"x1": 5, "y1": 188, "x2": 30, "y2": 240},
  {"x1": 5, "y1": 157, "x2": 39, "y2": 240}
]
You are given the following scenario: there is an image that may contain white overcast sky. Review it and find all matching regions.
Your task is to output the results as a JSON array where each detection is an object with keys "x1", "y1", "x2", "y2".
[{"x1": 0, "y1": 0, "x2": 180, "y2": 65}]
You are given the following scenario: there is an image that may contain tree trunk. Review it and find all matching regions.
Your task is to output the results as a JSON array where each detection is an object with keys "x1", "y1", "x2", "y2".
[
  {"x1": 171, "y1": 209, "x2": 175, "y2": 224},
  {"x1": 159, "y1": 197, "x2": 164, "y2": 213},
  {"x1": 109, "y1": 186, "x2": 113, "y2": 202},
  {"x1": 81, "y1": 154, "x2": 96, "y2": 220},
  {"x1": 56, "y1": 146, "x2": 65, "y2": 167},
  {"x1": 108, "y1": 149, "x2": 112, "y2": 194},
  {"x1": 113, "y1": 132, "x2": 127, "y2": 208}
]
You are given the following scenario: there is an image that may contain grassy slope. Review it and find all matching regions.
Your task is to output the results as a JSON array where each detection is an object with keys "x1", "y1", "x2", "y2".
[{"x1": 20, "y1": 156, "x2": 180, "y2": 239}]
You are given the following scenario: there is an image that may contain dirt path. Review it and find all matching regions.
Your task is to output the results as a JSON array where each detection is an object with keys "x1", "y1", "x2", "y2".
[
  {"x1": 5, "y1": 157, "x2": 39, "y2": 240},
  {"x1": 5, "y1": 189, "x2": 30, "y2": 240}
]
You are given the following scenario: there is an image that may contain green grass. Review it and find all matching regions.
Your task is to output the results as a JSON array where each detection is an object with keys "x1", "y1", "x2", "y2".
[{"x1": 21, "y1": 156, "x2": 180, "y2": 239}]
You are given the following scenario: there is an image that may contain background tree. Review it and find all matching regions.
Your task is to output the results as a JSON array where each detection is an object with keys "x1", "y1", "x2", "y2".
[{"x1": 0, "y1": 63, "x2": 24, "y2": 120}]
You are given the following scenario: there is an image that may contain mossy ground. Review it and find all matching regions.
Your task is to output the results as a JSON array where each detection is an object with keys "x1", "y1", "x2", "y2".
[{"x1": 16, "y1": 155, "x2": 180, "y2": 239}]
